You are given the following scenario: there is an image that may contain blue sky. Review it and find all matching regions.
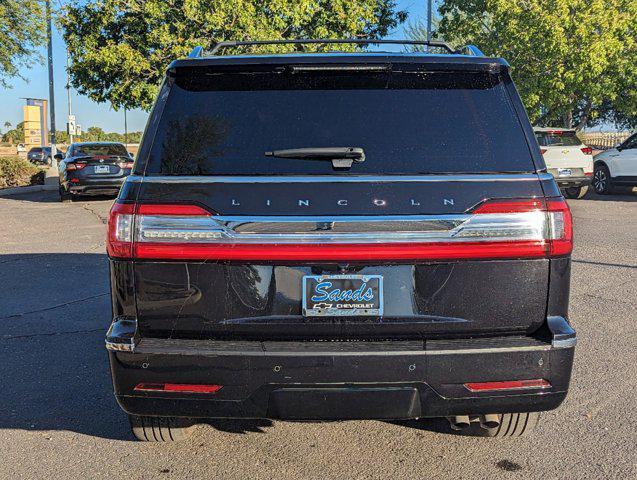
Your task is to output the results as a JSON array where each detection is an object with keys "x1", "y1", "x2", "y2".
[{"x1": 0, "y1": 1, "x2": 427, "y2": 134}]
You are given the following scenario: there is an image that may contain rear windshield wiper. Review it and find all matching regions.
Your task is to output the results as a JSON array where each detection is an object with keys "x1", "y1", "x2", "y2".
[{"x1": 265, "y1": 147, "x2": 365, "y2": 170}]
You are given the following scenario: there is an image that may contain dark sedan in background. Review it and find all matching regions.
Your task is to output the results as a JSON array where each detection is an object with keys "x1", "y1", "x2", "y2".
[
  {"x1": 57, "y1": 142, "x2": 134, "y2": 202},
  {"x1": 27, "y1": 146, "x2": 53, "y2": 165}
]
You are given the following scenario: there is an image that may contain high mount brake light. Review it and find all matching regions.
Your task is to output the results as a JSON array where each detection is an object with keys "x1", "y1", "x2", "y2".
[{"x1": 106, "y1": 199, "x2": 573, "y2": 261}]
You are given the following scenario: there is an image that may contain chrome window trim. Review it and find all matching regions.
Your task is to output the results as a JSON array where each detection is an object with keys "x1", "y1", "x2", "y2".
[{"x1": 126, "y1": 173, "x2": 551, "y2": 184}]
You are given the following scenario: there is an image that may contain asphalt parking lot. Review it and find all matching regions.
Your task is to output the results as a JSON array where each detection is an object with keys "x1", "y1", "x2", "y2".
[{"x1": 0, "y1": 189, "x2": 635, "y2": 480}]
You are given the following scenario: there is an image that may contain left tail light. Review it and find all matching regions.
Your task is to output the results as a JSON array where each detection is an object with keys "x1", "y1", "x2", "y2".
[
  {"x1": 66, "y1": 162, "x2": 87, "y2": 171},
  {"x1": 107, "y1": 199, "x2": 573, "y2": 261},
  {"x1": 106, "y1": 203, "x2": 135, "y2": 258}
]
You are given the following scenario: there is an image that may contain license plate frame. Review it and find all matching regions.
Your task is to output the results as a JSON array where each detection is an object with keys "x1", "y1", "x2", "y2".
[
  {"x1": 302, "y1": 274, "x2": 383, "y2": 317},
  {"x1": 94, "y1": 165, "x2": 110, "y2": 174}
]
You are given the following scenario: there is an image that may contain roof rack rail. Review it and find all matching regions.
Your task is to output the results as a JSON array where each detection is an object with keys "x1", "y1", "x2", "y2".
[
  {"x1": 458, "y1": 45, "x2": 484, "y2": 56},
  {"x1": 202, "y1": 38, "x2": 457, "y2": 56},
  {"x1": 188, "y1": 46, "x2": 204, "y2": 58}
]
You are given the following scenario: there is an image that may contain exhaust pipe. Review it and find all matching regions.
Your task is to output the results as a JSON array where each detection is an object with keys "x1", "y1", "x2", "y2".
[
  {"x1": 479, "y1": 414, "x2": 501, "y2": 430},
  {"x1": 448, "y1": 415, "x2": 471, "y2": 431}
]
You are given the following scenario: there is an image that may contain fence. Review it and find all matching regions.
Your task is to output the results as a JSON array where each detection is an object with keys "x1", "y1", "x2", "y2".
[{"x1": 580, "y1": 132, "x2": 632, "y2": 150}]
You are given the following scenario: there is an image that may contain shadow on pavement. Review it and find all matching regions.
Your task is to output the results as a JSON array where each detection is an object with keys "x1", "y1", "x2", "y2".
[
  {"x1": 0, "y1": 253, "x2": 132, "y2": 440},
  {"x1": 205, "y1": 419, "x2": 274, "y2": 434},
  {"x1": 575, "y1": 187, "x2": 637, "y2": 202},
  {"x1": 0, "y1": 189, "x2": 117, "y2": 204}
]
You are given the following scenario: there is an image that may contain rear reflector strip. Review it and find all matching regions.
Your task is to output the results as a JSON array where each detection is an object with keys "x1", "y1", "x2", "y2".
[
  {"x1": 464, "y1": 379, "x2": 551, "y2": 392},
  {"x1": 134, "y1": 240, "x2": 548, "y2": 261},
  {"x1": 134, "y1": 383, "x2": 222, "y2": 394},
  {"x1": 107, "y1": 199, "x2": 573, "y2": 261}
]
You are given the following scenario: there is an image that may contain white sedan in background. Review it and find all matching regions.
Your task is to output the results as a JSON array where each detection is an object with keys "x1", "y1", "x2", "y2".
[{"x1": 593, "y1": 132, "x2": 637, "y2": 194}]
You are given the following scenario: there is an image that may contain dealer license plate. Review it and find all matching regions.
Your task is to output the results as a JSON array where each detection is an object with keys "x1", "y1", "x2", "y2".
[{"x1": 302, "y1": 274, "x2": 383, "y2": 317}]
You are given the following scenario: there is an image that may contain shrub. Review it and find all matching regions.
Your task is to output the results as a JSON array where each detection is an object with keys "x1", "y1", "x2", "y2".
[{"x1": 0, "y1": 156, "x2": 45, "y2": 188}]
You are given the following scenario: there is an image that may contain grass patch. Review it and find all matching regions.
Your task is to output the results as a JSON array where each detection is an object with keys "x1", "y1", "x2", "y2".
[{"x1": 0, "y1": 156, "x2": 46, "y2": 188}]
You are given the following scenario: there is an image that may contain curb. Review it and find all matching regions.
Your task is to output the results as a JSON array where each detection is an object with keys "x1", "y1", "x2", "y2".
[
  {"x1": 0, "y1": 184, "x2": 58, "y2": 197},
  {"x1": 0, "y1": 166, "x2": 59, "y2": 197}
]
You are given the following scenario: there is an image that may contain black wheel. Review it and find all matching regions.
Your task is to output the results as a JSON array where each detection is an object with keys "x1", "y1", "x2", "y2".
[
  {"x1": 128, "y1": 414, "x2": 195, "y2": 442},
  {"x1": 563, "y1": 186, "x2": 588, "y2": 199},
  {"x1": 59, "y1": 187, "x2": 73, "y2": 203},
  {"x1": 593, "y1": 164, "x2": 612, "y2": 194}
]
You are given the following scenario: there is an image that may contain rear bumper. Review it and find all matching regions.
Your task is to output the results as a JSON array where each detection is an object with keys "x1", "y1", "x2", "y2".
[
  {"x1": 555, "y1": 176, "x2": 591, "y2": 188},
  {"x1": 106, "y1": 317, "x2": 575, "y2": 420},
  {"x1": 69, "y1": 177, "x2": 125, "y2": 195}
]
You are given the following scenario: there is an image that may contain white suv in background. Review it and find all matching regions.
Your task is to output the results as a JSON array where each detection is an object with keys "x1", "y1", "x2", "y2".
[
  {"x1": 592, "y1": 132, "x2": 637, "y2": 195},
  {"x1": 534, "y1": 128, "x2": 593, "y2": 198}
]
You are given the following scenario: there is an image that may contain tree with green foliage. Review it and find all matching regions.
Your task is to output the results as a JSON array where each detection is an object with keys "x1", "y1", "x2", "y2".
[
  {"x1": 61, "y1": 0, "x2": 407, "y2": 111},
  {"x1": 2, "y1": 122, "x2": 24, "y2": 144},
  {"x1": 0, "y1": 0, "x2": 46, "y2": 87},
  {"x1": 415, "y1": 0, "x2": 637, "y2": 129}
]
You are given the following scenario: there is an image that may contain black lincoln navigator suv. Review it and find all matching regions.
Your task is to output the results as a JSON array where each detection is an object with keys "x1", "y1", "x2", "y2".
[{"x1": 105, "y1": 39, "x2": 576, "y2": 442}]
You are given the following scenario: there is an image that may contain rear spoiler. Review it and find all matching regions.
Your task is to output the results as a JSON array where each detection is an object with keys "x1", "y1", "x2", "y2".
[{"x1": 167, "y1": 39, "x2": 507, "y2": 74}]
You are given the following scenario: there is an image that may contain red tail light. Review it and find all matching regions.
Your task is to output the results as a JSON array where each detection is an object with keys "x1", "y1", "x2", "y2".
[
  {"x1": 464, "y1": 379, "x2": 551, "y2": 392},
  {"x1": 118, "y1": 161, "x2": 135, "y2": 169},
  {"x1": 134, "y1": 383, "x2": 222, "y2": 394},
  {"x1": 584, "y1": 172, "x2": 593, "y2": 176},
  {"x1": 107, "y1": 199, "x2": 573, "y2": 261},
  {"x1": 580, "y1": 146, "x2": 592, "y2": 155},
  {"x1": 66, "y1": 162, "x2": 87, "y2": 171},
  {"x1": 106, "y1": 203, "x2": 135, "y2": 258},
  {"x1": 546, "y1": 199, "x2": 573, "y2": 256},
  {"x1": 539, "y1": 148, "x2": 547, "y2": 155}
]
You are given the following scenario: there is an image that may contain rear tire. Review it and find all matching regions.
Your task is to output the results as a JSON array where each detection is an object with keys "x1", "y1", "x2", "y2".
[
  {"x1": 59, "y1": 187, "x2": 72, "y2": 203},
  {"x1": 563, "y1": 186, "x2": 588, "y2": 199},
  {"x1": 475, "y1": 412, "x2": 540, "y2": 438},
  {"x1": 451, "y1": 412, "x2": 540, "y2": 438},
  {"x1": 128, "y1": 414, "x2": 195, "y2": 442},
  {"x1": 593, "y1": 164, "x2": 613, "y2": 195}
]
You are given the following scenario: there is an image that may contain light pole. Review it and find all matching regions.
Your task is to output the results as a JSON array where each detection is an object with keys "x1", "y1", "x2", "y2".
[
  {"x1": 124, "y1": 108, "x2": 128, "y2": 148},
  {"x1": 427, "y1": 0, "x2": 433, "y2": 43},
  {"x1": 46, "y1": 0, "x2": 57, "y2": 168},
  {"x1": 67, "y1": 49, "x2": 73, "y2": 144}
]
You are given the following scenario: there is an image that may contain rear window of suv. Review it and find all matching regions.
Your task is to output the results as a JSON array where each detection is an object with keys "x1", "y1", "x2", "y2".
[{"x1": 146, "y1": 67, "x2": 535, "y2": 175}]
